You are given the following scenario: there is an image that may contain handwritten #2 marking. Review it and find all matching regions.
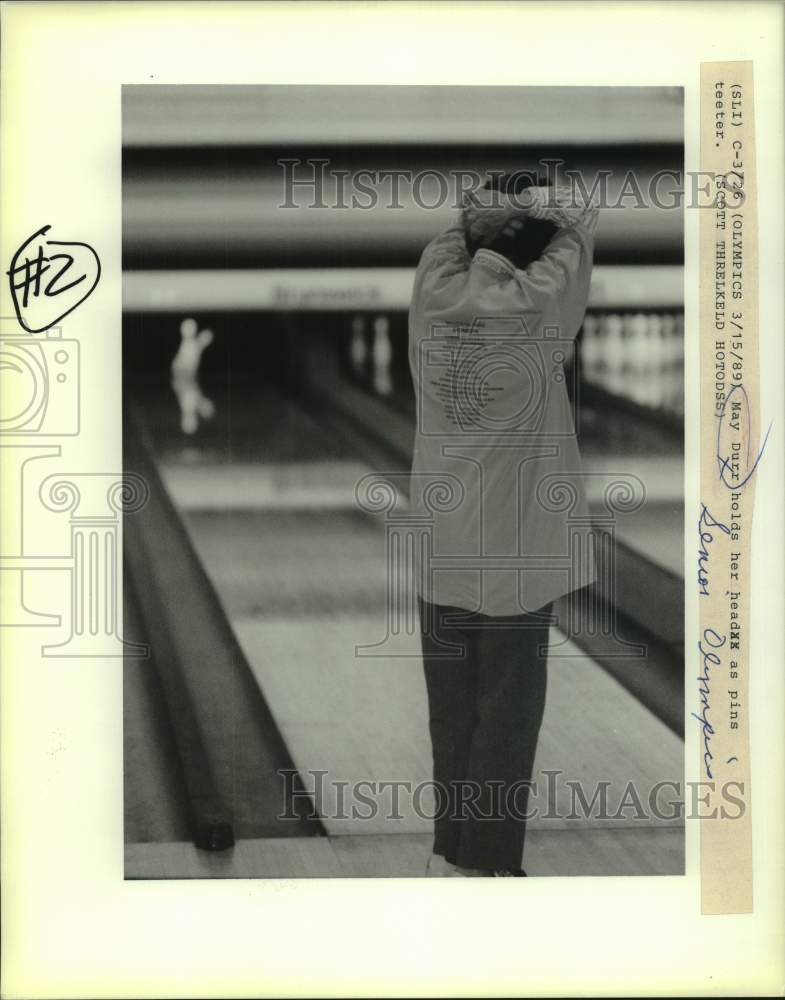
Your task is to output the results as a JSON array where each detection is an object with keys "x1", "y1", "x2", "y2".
[{"x1": 6, "y1": 225, "x2": 101, "y2": 333}]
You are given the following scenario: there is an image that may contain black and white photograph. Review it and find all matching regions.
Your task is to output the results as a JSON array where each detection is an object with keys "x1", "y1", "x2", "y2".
[
  {"x1": 4, "y1": 2, "x2": 785, "y2": 996},
  {"x1": 121, "y1": 84, "x2": 686, "y2": 880}
]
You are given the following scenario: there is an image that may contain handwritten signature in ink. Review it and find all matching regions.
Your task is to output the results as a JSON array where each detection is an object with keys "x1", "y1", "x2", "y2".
[
  {"x1": 691, "y1": 627, "x2": 727, "y2": 780},
  {"x1": 697, "y1": 504, "x2": 730, "y2": 597}
]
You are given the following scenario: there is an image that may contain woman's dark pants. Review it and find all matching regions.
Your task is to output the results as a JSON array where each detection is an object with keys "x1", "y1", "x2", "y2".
[{"x1": 419, "y1": 597, "x2": 551, "y2": 871}]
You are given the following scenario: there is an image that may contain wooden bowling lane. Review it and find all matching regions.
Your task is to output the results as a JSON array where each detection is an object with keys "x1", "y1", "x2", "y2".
[
  {"x1": 229, "y1": 612, "x2": 683, "y2": 840},
  {"x1": 124, "y1": 400, "x2": 331, "y2": 846},
  {"x1": 127, "y1": 388, "x2": 683, "y2": 877},
  {"x1": 126, "y1": 824, "x2": 683, "y2": 879},
  {"x1": 578, "y1": 408, "x2": 684, "y2": 579},
  {"x1": 132, "y1": 380, "x2": 355, "y2": 468},
  {"x1": 164, "y1": 498, "x2": 683, "y2": 876}
]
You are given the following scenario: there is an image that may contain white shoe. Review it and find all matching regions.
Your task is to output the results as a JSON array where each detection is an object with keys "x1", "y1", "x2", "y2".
[
  {"x1": 452, "y1": 865, "x2": 492, "y2": 877},
  {"x1": 425, "y1": 853, "x2": 456, "y2": 877}
]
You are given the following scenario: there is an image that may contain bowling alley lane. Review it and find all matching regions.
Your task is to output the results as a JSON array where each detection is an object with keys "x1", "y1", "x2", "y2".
[
  {"x1": 578, "y1": 402, "x2": 683, "y2": 578},
  {"x1": 124, "y1": 373, "x2": 683, "y2": 878}
]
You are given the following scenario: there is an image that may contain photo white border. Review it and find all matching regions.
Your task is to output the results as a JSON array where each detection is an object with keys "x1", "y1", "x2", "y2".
[{"x1": 1, "y1": 2, "x2": 783, "y2": 996}]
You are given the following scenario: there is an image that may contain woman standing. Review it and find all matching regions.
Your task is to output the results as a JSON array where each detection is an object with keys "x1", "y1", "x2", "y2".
[{"x1": 408, "y1": 173, "x2": 599, "y2": 876}]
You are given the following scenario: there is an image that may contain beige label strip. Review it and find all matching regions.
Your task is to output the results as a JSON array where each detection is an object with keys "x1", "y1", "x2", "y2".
[{"x1": 699, "y1": 61, "x2": 762, "y2": 914}]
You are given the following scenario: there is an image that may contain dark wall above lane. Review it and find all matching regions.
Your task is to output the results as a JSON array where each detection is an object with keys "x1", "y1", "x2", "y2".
[{"x1": 123, "y1": 144, "x2": 685, "y2": 269}]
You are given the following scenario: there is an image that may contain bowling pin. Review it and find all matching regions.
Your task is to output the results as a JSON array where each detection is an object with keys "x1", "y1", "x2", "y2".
[
  {"x1": 673, "y1": 314, "x2": 685, "y2": 416},
  {"x1": 372, "y1": 315, "x2": 393, "y2": 396},
  {"x1": 602, "y1": 314, "x2": 625, "y2": 396},
  {"x1": 660, "y1": 314, "x2": 677, "y2": 412},
  {"x1": 181, "y1": 317, "x2": 198, "y2": 338},
  {"x1": 350, "y1": 315, "x2": 367, "y2": 380},
  {"x1": 646, "y1": 314, "x2": 665, "y2": 409},
  {"x1": 171, "y1": 316, "x2": 215, "y2": 434},
  {"x1": 580, "y1": 314, "x2": 601, "y2": 386},
  {"x1": 626, "y1": 313, "x2": 649, "y2": 405},
  {"x1": 172, "y1": 318, "x2": 213, "y2": 380}
]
